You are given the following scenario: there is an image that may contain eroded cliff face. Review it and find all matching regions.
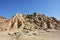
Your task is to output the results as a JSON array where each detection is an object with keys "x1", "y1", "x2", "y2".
[
  {"x1": 0, "y1": 12, "x2": 60, "y2": 31},
  {"x1": 0, "y1": 16, "x2": 6, "y2": 23}
]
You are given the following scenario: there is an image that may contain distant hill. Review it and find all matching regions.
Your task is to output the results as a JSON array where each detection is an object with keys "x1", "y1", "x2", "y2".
[{"x1": 0, "y1": 12, "x2": 60, "y2": 31}]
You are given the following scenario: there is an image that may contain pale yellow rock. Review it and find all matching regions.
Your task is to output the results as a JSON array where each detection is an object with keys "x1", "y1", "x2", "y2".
[{"x1": 0, "y1": 13, "x2": 60, "y2": 31}]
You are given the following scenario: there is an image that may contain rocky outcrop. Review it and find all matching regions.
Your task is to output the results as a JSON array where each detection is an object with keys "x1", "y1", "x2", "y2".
[
  {"x1": 0, "y1": 12, "x2": 60, "y2": 31},
  {"x1": 0, "y1": 16, "x2": 6, "y2": 22}
]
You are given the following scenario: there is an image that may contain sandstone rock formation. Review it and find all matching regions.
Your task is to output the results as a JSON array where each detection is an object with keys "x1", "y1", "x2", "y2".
[
  {"x1": 0, "y1": 12, "x2": 60, "y2": 31},
  {"x1": 0, "y1": 16, "x2": 6, "y2": 22}
]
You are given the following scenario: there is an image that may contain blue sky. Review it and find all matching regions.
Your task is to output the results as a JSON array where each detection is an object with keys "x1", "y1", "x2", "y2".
[{"x1": 0, "y1": 0, "x2": 60, "y2": 20}]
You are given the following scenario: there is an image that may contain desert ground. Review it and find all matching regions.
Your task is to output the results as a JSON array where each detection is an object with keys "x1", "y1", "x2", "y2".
[{"x1": 0, "y1": 30, "x2": 60, "y2": 40}]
